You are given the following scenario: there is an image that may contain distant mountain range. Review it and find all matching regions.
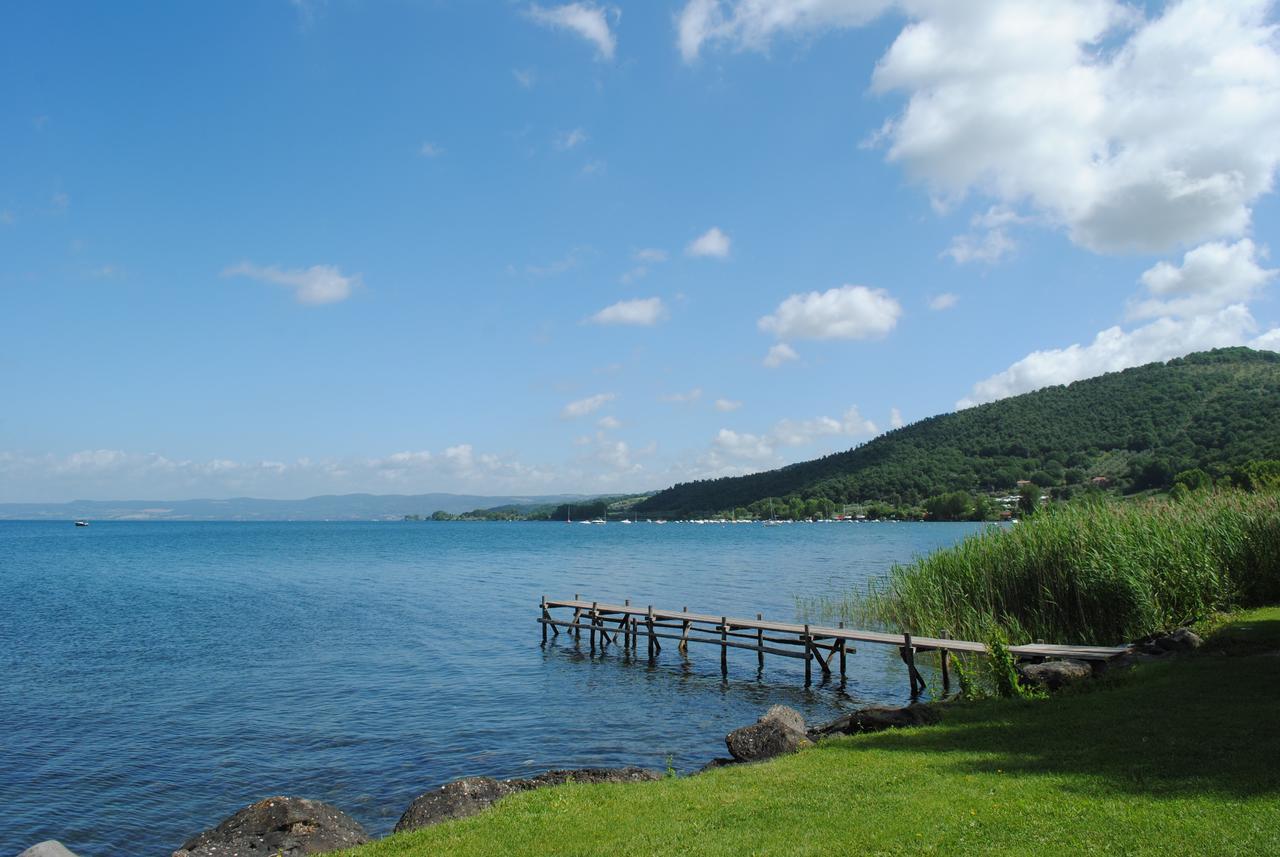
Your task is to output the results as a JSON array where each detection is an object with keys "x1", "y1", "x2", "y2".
[{"x1": 0, "y1": 493, "x2": 595, "y2": 521}]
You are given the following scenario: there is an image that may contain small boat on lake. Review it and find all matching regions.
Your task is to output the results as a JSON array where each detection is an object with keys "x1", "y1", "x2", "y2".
[{"x1": 74, "y1": 520, "x2": 89, "y2": 527}]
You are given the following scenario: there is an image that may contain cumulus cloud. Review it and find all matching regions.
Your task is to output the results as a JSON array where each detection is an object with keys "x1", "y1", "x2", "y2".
[
  {"x1": 958, "y1": 304, "x2": 1261, "y2": 408},
  {"x1": 527, "y1": 3, "x2": 618, "y2": 60},
  {"x1": 1252, "y1": 327, "x2": 1280, "y2": 351},
  {"x1": 686, "y1": 226, "x2": 731, "y2": 258},
  {"x1": 759, "y1": 284, "x2": 901, "y2": 340},
  {"x1": 928, "y1": 292, "x2": 958, "y2": 311},
  {"x1": 763, "y1": 342, "x2": 799, "y2": 367},
  {"x1": 772, "y1": 407, "x2": 878, "y2": 446},
  {"x1": 687, "y1": 403, "x2": 881, "y2": 479},
  {"x1": 562, "y1": 392, "x2": 616, "y2": 418},
  {"x1": 714, "y1": 397, "x2": 743, "y2": 412},
  {"x1": 589, "y1": 297, "x2": 668, "y2": 326},
  {"x1": 1128, "y1": 239, "x2": 1276, "y2": 320},
  {"x1": 223, "y1": 261, "x2": 360, "y2": 305},
  {"x1": 872, "y1": 0, "x2": 1280, "y2": 255},
  {"x1": 890, "y1": 407, "x2": 905, "y2": 428},
  {"x1": 676, "y1": 0, "x2": 893, "y2": 62}
]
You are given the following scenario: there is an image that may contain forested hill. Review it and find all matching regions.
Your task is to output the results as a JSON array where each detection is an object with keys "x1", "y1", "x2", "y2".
[{"x1": 636, "y1": 348, "x2": 1280, "y2": 517}]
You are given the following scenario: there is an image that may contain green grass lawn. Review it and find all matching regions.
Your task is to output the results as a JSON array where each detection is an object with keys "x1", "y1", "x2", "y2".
[{"x1": 343, "y1": 608, "x2": 1280, "y2": 856}]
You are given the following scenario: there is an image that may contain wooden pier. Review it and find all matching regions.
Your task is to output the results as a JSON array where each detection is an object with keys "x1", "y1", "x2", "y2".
[{"x1": 539, "y1": 596, "x2": 1131, "y2": 694}]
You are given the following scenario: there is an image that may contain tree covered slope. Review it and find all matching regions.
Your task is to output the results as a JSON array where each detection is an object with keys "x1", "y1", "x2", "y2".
[{"x1": 636, "y1": 348, "x2": 1280, "y2": 517}]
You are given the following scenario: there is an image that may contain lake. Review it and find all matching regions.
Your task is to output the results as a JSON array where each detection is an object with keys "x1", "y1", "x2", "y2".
[{"x1": 0, "y1": 519, "x2": 983, "y2": 856}]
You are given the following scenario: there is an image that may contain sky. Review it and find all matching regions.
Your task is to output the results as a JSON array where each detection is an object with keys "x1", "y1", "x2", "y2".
[{"x1": 2, "y1": 0, "x2": 1279, "y2": 502}]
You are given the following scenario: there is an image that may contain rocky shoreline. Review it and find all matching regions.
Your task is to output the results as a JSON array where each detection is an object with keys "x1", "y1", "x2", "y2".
[{"x1": 20, "y1": 627, "x2": 1202, "y2": 857}]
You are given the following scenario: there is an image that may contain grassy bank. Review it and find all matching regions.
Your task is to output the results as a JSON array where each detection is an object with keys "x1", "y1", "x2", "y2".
[
  {"x1": 342, "y1": 608, "x2": 1280, "y2": 856},
  {"x1": 813, "y1": 490, "x2": 1280, "y2": 646}
]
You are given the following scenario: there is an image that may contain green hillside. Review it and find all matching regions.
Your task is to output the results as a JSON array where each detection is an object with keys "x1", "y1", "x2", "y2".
[{"x1": 636, "y1": 348, "x2": 1280, "y2": 517}]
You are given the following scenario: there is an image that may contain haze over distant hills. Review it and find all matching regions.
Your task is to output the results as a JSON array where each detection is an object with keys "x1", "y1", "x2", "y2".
[{"x1": 0, "y1": 493, "x2": 595, "y2": 521}]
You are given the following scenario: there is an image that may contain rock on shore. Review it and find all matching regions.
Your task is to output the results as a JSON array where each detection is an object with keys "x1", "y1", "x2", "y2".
[
  {"x1": 19, "y1": 842, "x2": 79, "y2": 857},
  {"x1": 172, "y1": 796, "x2": 369, "y2": 857},
  {"x1": 394, "y1": 767, "x2": 661, "y2": 834},
  {"x1": 725, "y1": 705, "x2": 813, "y2": 763},
  {"x1": 807, "y1": 702, "x2": 940, "y2": 740}
]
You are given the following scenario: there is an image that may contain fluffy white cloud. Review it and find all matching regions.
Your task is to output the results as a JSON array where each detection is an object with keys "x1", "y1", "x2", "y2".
[
  {"x1": 890, "y1": 407, "x2": 905, "y2": 428},
  {"x1": 714, "y1": 397, "x2": 743, "y2": 412},
  {"x1": 634, "y1": 248, "x2": 668, "y2": 263},
  {"x1": 1252, "y1": 327, "x2": 1280, "y2": 351},
  {"x1": 589, "y1": 297, "x2": 668, "y2": 326},
  {"x1": 772, "y1": 406, "x2": 878, "y2": 446},
  {"x1": 873, "y1": 0, "x2": 1280, "y2": 255},
  {"x1": 597, "y1": 415, "x2": 622, "y2": 429},
  {"x1": 711, "y1": 428, "x2": 776, "y2": 462},
  {"x1": 928, "y1": 292, "x2": 958, "y2": 311},
  {"x1": 686, "y1": 226, "x2": 731, "y2": 258},
  {"x1": 944, "y1": 227, "x2": 1016, "y2": 265},
  {"x1": 676, "y1": 0, "x2": 893, "y2": 62},
  {"x1": 561, "y1": 392, "x2": 616, "y2": 418},
  {"x1": 958, "y1": 304, "x2": 1261, "y2": 408},
  {"x1": 223, "y1": 261, "x2": 359, "y2": 305},
  {"x1": 1128, "y1": 239, "x2": 1276, "y2": 320},
  {"x1": 759, "y1": 284, "x2": 901, "y2": 340},
  {"x1": 762, "y1": 342, "x2": 799, "y2": 367},
  {"x1": 662, "y1": 388, "x2": 703, "y2": 403},
  {"x1": 527, "y1": 3, "x2": 618, "y2": 60}
]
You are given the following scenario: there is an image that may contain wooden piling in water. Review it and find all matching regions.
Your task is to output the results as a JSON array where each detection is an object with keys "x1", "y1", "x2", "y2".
[
  {"x1": 940, "y1": 630, "x2": 951, "y2": 694},
  {"x1": 720, "y1": 616, "x2": 728, "y2": 675},
  {"x1": 756, "y1": 614, "x2": 764, "y2": 670}
]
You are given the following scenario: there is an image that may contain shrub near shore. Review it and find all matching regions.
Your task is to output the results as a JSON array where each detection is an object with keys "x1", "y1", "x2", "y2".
[{"x1": 816, "y1": 490, "x2": 1280, "y2": 646}]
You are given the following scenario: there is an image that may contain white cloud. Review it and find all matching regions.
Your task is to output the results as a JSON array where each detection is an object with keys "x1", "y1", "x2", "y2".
[
  {"x1": 772, "y1": 406, "x2": 878, "y2": 446},
  {"x1": 872, "y1": 0, "x2": 1280, "y2": 255},
  {"x1": 419, "y1": 141, "x2": 445, "y2": 158},
  {"x1": 556, "y1": 128, "x2": 588, "y2": 150},
  {"x1": 958, "y1": 304, "x2": 1261, "y2": 408},
  {"x1": 714, "y1": 397, "x2": 743, "y2": 412},
  {"x1": 527, "y1": 3, "x2": 618, "y2": 61},
  {"x1": 597, "y1": 415, "x2": 622, "y2": 429},
  {"x1": 890, "y1": 407, "x2": 904, "y2": 428},
  {"x1": 928, "y1": 292, "x2": 958, "y2": 311},
  {"x1": 513, "y1": 68, "x2": 537, "y2": 89},
  {"x1": 759, "y1": 284, "x2": 901, "y2": 340},
  {"x1": 1252, "y1": 327, "x2": 1280, "y2": 351},
  {"x1": 1128, "y1": 239, "x2": 1276, "y2": 320},
  {"x1": 589, "y1": 297, "x2": 668, "y2": 326},
  {"x1": 562, "y1": 392, "x2": 616, "y2": 418},
  {"x1": 223, "y1": 261, "x2": 360, "y2": 305},
  {"x1": 763, "y1": 342, "x2": 799, "y2": 367},
  {"x1": 662, "y1": 388, "x2": 703, "y2": 403},
  {"x1": 944, "y1": 227, "x2": 1015, "y2": 265},
  {"x1": 712, "y1": 428, "x2": 776, "y2": 462},
  {"x1": 634, "y1": 248, "x2": 668, "y2": 263},
  {"x1": 675, "y1": 0, "x2": 893, "y2": 62},
  {"x1": 686, "y1": 226, "x2": 731, "y2": 258}
]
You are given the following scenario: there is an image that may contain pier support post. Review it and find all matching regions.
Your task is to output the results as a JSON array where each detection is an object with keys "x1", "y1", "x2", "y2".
[
  {"x1": 940, "y1": 630, "x2": 951, "y2": 695},
  {"x1": 838, "y1": 621, "x2": 847, "y2": 678},
  {"x1": 646, "y1": 606, "x2": 655, "y2": 659},
  {"x1": 901, "y1": 633, "x2": 925, "y2": 696},
  {"x1": 720, "y1": 616, "x2": 728, "y2": 676},
  {"x1": 804, "y1": 624, "x2": 813, "y2": 685},
  {"x1": 590, "y1": 602, "x2": 598, "y2": 652},
  {"x1": 541, "y1": 596, "x2": 548, "y2": 643},
  {"x1": 756, "y1": 614, "x2": 765, "y2": 671}
]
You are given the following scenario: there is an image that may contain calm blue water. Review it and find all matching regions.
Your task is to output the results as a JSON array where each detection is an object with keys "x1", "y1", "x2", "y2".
[{"x1": 0, "y1": 520, "x2": 982, "y2": 856}]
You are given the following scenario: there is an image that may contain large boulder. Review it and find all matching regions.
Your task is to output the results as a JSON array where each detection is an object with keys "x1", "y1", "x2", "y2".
[
  {"x1": 395, "y1": 767, "x2": 661, "y2": 834},
  {"x1": 173, "y1": 796, "x2": 368, "y2": 857},
  {"x1": 809, "y1": 703, "x2": 939, "y2": 739},
  {"x1": 1155, "y1": 627, "x2": 1204, "y2": 652},
  {"x1": 1017, "y1": 658, "x2": 1093, "y2": 691},
  {"x1": 19, "y1": 842, "x2": 79, "y2": 857},
  {"x1": 725, "y1": 705, "x2": 812, "y2": 763}
]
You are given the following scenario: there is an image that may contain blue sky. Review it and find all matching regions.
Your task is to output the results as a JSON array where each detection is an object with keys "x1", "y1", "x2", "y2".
[{"x1": 2, "y1": 0, "x2": 1279, "y2": 501}]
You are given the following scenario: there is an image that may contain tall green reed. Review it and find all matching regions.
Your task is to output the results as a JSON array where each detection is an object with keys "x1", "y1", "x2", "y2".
[{"x1": 808, "y1": 491, "x2": 1280, "y2": 645}]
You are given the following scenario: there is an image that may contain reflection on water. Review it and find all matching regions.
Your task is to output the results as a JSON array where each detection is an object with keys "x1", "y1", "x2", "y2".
[{"x1": 0, "y1": 519, "x2": 980, "y2": 856}]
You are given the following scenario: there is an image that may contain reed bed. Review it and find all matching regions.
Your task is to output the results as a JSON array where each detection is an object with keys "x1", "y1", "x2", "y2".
[{"x1": 812, "y1": 491, "x2": 1280, "y2": 645}]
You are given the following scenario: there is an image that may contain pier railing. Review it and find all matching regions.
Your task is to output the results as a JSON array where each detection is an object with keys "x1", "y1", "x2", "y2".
[{"x1": 539, "y1": 596, "x2": 1131, "y2": 694}]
